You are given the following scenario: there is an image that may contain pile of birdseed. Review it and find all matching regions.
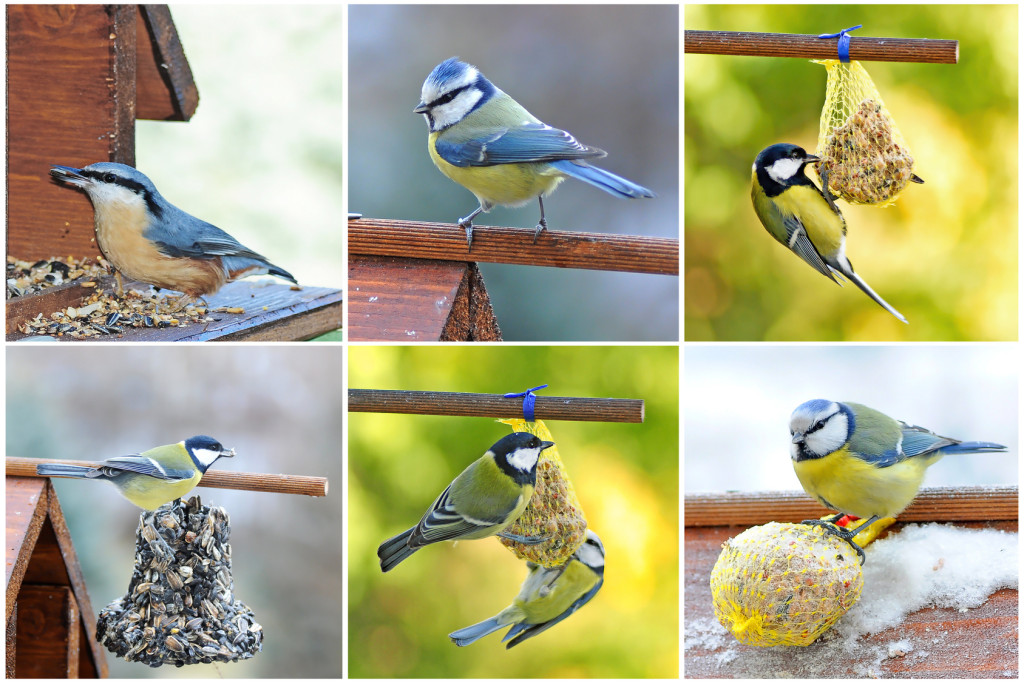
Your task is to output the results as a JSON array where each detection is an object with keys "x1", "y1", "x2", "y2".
[
  {"x1": 6, "y1": 255, "x2": 107, "y2": 298},
  {"x1": 96, "y1": 496, "x2": 263, "y2": 667}
]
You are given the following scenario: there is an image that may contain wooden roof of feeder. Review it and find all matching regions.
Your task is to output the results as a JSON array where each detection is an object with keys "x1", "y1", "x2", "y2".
[{"x1": 6, "y1": 476, "x2": 108, "y2": 678}]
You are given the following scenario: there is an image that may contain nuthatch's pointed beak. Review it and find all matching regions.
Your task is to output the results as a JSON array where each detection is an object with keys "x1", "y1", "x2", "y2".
[
  {"x1": 413, "y1": 102, "x2": 428, "y2": 114},
  {"x1": 50, "y1": 164, "x2": 89, "y2": 186}
]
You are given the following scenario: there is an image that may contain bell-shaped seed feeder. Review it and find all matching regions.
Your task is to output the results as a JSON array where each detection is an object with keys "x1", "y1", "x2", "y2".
[{"x1": 96, "y1": 496, "x2": 262, "y2": 667}]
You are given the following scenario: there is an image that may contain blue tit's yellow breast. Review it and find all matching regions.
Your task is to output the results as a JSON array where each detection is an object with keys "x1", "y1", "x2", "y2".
[
  {"x1": 793, "y1": 447, "x2": 929, "y2": 519},
  {"x1": 427, "y1": 132, "x2": 564, "y2": 209},
  {"x1": 773, "y1": 184, "x2": 846, "y2": 256}
]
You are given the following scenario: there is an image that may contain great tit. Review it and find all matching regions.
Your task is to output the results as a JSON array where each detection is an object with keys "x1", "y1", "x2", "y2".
[
  {"x1": 377, "y1": 432, "x2": 554, "y2": 572},
  {"x1": 751, "y1": 143, "x2": 907, "y2": 323},
  {"x1": 35, "y1": 435, "x2": 235, "y2": 510},
  {"x1": 449, "y1": 529, "x2": 605, "y2": 649},
  {"x1": 790, "y1": 399, "x2": 1007, "y2": 560},
  {"x1": 415, "y1": 57, "x2": 654, "y2": 250}
]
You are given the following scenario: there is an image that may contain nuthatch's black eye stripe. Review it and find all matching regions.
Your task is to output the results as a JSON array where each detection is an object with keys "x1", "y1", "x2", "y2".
[{"x1": 82, "y1": 169, "x2": 163, "y2": 220}]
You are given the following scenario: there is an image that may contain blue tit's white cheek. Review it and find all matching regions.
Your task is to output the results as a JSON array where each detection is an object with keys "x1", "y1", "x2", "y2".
[
  {"x1": 767, "y1": 157, "x2": 804, "y2": 184},
  {"x1": 805, "y1": 411, "x2": 849, "y2": 456},
  {"x1": 429, "y1": 88, "x2": 483, "y2": 131},
  {"x1": 507, "y1": 446, "x2": 541, "y2": 473}
]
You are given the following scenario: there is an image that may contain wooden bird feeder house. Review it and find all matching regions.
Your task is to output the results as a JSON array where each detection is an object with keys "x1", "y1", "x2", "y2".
[
  {"x1": 6, "y1": 476, "x2": 107, "y2": 678},
  {"x1": 6, "y1": 5, "x2": 343, "y2": 341}
]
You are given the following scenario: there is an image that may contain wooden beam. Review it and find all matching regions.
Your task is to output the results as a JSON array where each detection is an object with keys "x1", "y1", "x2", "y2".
[
  {"x1": 5, "y1": 477, "x2": 49, "y2": 622},
  {"x1": 136, "y1": 5, "x2": 198, "y2": 120},
  {"x1": 685, "y1": 30, "x2": 959, "y2": 64}
]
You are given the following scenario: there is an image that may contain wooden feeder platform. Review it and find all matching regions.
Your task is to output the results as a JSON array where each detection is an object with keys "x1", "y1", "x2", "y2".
[
  {"x1": 6, "y1": 476, "x2": 107, "y2": 678},
  {"x1": 6, "y1": 5, "x2": 342, "y2": 341},
  {"x1": 684, "y1": 486, "x2": 1018, "y2": 678}
]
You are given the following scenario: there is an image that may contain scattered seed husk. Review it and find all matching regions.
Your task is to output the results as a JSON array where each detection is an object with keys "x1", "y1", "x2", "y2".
[{"x1": 96, "y1": 496, "x2": 262, "y2": 667}]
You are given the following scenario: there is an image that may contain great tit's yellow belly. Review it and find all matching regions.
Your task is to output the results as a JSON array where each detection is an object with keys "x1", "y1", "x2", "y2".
[
  {"x1": 94, "y1": 201, "x2": 227, "y2": 296},
  {"x1": 793, "y1": 448, "x2": 929, "y2": 518},
  {"x1": 773, "y1": 184, "x2": 845, "y2": 256},
  {"x1": 428, "y1": 133, "x2": 563, "y2": 208},
  {"x1": 118, "y1": 472, "x2": 202, "y2": 510}
]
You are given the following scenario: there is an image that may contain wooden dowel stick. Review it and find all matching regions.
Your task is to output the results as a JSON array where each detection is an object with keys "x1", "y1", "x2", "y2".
[
  {"x1": 7, "y1": 458, "x2": 328, "y2": 497},
  {"x1": 684, "y1": 485, "x2": 1017, "y2": 527},
  {"x1": 348, "y1": 218, "x2": 678, "y2": 276},
  {"x1": 685, "y1": 30, "x2": 959, "y2": 64},
  {"x1": 348, "y1": 389, "x2": 645, "y2": 423}
]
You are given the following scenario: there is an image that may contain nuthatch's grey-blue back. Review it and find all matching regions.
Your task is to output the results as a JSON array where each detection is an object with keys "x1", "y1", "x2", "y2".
[{"x1": 50, "y1": 162, "x2": 297, "y2": 298}]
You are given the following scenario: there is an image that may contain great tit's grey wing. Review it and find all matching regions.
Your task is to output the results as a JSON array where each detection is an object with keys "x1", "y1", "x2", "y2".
[
  {"x1": 409, "y1": 484, "x2": 497, "y2": 545},
  {"x1": 100, "y1": 455, "x2": 196, "y2": 481},
  {"x1": 435, "y1": 123, "x2": 605, "y2": 168},
  {"x1": 752, "y1": 189, "x2": 840, "y2": 283},
  {"x1": 503, "y1": 577, "x2": 604, "y2": 649}
]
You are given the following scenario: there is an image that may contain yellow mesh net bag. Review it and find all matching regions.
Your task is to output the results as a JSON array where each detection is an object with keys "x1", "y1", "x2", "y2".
[
  {"x1": 815, "y1": 59, "x2": 919, "y2": 205},
  {"x1": 710, "y1": 522, "x2": 863, "y2": 647},
  {"x1": 498, "y1": 418, "x2": 587, "y2": 567}
]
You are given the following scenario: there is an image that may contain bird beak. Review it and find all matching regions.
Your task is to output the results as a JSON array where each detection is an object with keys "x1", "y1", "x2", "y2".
[
  {"x1": 804, "y1": 154, "x2": 821, "y2": 164},
  {"x1": 50, "y1": 164, "x2": 89, "y2": 186},
  {"x1": 540, "y1": 441, "x2": 555, "y2": 451},
  {"x1": 222, "y1": 447, "x2": 236, "y2": 458},
  {"x1": 413, "y1": 102, "x2": 428, "y2": 114},
  {"x1": 791, "y1": 432, "x2": 805, "y2": 444}
]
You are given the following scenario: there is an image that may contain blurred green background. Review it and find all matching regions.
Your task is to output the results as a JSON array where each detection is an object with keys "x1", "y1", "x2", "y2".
[
  {"x1": 6, "y1": 347, "x2": 343, "y2": 678},
  {"x1": 348, "y1": 346, "x2": 678, "y2": 677},
  {"x1": 349, "y1": 5, "x2": 679, "y2": 341},
  {"x1": 685, "y1": 5, "x2": 1018, "y2": 340},
  {"x1": 136, "y1": 5, "x2": 344, "y2": 293}
]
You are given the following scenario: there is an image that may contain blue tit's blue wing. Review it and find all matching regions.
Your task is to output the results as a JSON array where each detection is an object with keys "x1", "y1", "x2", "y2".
[
  {"x1": 502, "y1": 576, "x2": 604, "y2": 649},
  {"x1": 899, "y1": 424, "x2": 959, "y2": 458},
  {"x1": 435, "y1": 123, "x2": 605, "y2": 168},
  {"x1": 101, "y1": 455, "x2": 195, "y2": 481}
]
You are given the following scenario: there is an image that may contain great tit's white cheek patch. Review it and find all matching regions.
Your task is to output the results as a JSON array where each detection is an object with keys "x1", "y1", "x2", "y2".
[
  {"x1": 192, "y1": 447, "x2": 224, "y2": 468},
  {"x1": 767, "y1": 157, "x2": 804, "y2": 184},
  {"x1": 507, "y1": 446, "x2": 541, "y2": 473}
]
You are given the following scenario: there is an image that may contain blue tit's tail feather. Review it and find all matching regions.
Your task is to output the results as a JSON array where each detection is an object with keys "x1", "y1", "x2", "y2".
[
  {"x1": 377, "y1": 527, "x2": 417, "y2": 572},
  {"x1": 36, "y1": 463, "x2": 101, "y2": 479},
  {"x1": 549, "y1": 160, "x2": 654, "y2": 199},
  {"x1": 448, "y1": 617, "x2": 505, "y2": 647},
  {"x1": 943, "y1": 441, "x2": 1008, "y2": 455}
]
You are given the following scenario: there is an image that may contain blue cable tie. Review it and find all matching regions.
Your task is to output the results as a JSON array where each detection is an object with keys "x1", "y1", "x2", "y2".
[
  {"x1": 504, "y1": 384, "x2": 548, "y2": 422},
  {"x1": 818, "y1": 24, "x2": 862, "y2": 63}
]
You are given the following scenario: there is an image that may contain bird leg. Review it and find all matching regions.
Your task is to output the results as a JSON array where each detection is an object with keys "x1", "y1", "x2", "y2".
[
  {"x1": 457, "y1": 205, "x2": 485, "y2": 251},
  {"x1": 497, "y1": 530, "x2": 550, "y2": 545},
  {"x1": 533, "y1": 197, "x2": 548, "y2": 244},
  {"x1": 800, "y1": 514, "x2": 879, "y2": 566},
  {"x1": 114, "y1": 270, "x2": 126, "y2": 298}
]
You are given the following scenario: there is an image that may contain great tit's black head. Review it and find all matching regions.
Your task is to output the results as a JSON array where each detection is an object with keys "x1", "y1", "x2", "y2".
[
  {"x1": 753, "y1": 143, "x2": 820, "y2": 195},
  {"x1": 184, "y1": 435, "x2": 235, "y2": 472},
  {"x1": 488, "y1": 432, "x2": 554, "y2": 480}
]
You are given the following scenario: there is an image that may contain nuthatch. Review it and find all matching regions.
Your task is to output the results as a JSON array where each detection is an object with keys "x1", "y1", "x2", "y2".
[{"x1": 50, "y1": 162, "x2": 297, "y2": 301}]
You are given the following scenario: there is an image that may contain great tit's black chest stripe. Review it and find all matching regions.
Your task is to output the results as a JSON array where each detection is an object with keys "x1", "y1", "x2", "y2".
[{"x1": 81, "y1": 169, "x2": 164, "y2": 220}]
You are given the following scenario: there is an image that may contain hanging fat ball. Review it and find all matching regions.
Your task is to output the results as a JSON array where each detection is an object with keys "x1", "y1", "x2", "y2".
[
  {"x1": 498, "y1": 418, "x2": 587, "y2": 567},
  {"x1": 709, "y1": 522, "x2": 864, "y2": 647},
  {"x1": 96, "y1": 496, "x2": 262, "y2": 667}
]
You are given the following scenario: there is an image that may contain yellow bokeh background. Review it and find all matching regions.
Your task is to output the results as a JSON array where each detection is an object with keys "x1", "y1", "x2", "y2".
[
  {"x1": 685, "y1": 5, "x2": 1018, "y2": 340},
  {"x1": 348, "y1": 346, "x2": 678, "y2": 677}
]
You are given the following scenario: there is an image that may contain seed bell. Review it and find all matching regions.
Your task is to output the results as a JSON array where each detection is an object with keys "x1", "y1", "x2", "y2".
[
  {"x1": 499, "y1": 418, "x2": 588, "y2": 567},
  {"x1": 96, "y1": 496, "x2": 262, "y2": 667}
]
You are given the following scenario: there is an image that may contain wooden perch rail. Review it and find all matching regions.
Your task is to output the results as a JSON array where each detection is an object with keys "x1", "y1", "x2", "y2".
[
  {"x1": 685, "y1": 30, "x2": 959, "y2": 64},
  {"x1": 7, "y1": 458, "x2": 328, "y2": 497},
  {"x1": 349, "y1": 389, "x2": 644, "y2": 423},
  {"x1": 684, "y1": 485, "x2": 1017, "y2": 527},
  {"x1": 348, "y1": 217, "x2": 678, "y2": 276}
]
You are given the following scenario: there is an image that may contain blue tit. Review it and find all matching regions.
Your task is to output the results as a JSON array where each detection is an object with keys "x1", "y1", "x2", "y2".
[
  {"x1": 49, "y1": 163, "x2": 297, "y2": 301},
  {"x1": 415, "y1": 57, "x2": 654, "y2": 250},
  {"x1": 35, "y1": 435, "x2": 235, "y2": 510},
  {"x1": 449, "y1": 529, "x2": 605, "y2": 649},
  {"x1": 790, "y1": 399, "x2": 1007, "y2": 560},
  {"x1": 751, "y1": 143, "x2": 907, "y2": 324},
  {"x1": 377, "y1": 432, "x2": 554, "y2": 572}
]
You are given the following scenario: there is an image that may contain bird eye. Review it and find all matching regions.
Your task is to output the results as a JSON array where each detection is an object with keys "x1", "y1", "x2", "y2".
[{"x1": 103, "y1": 173, "x2": 116, "y2": 183}]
